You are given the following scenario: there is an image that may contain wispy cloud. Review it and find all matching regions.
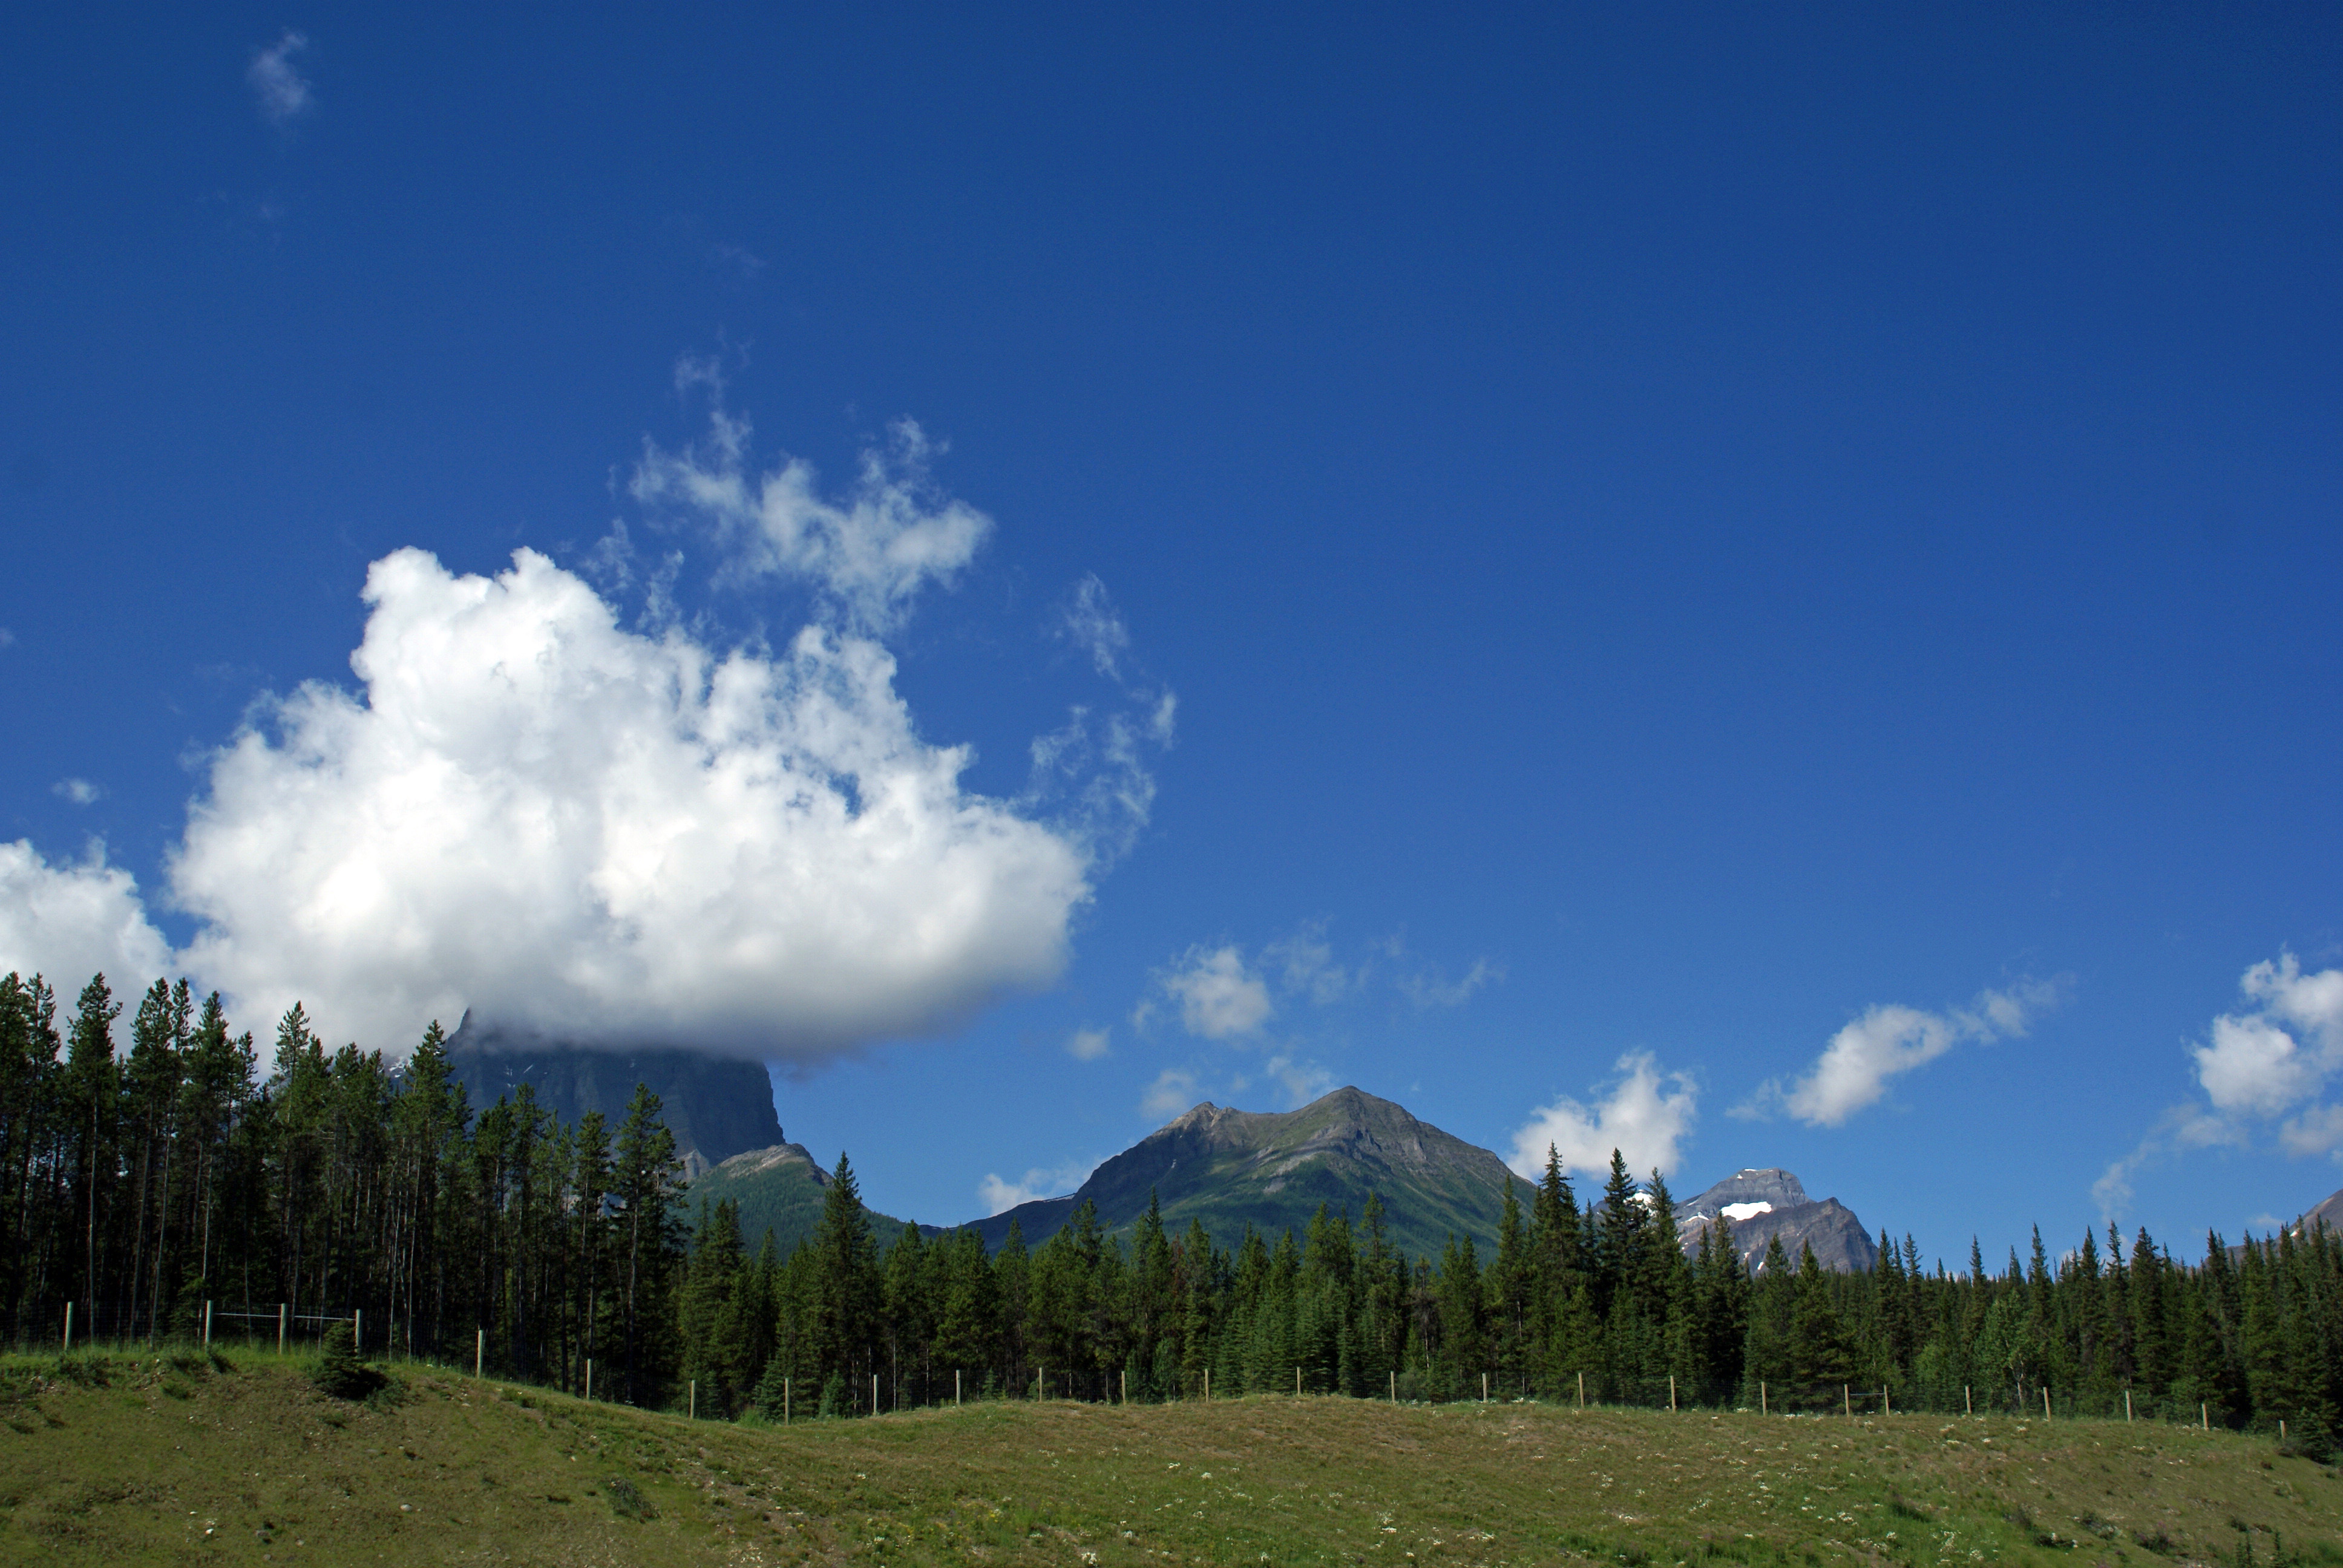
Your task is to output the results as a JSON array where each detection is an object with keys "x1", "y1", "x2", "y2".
[
  {"x1": 247, "y1": 32, "x2": 313, "y2": 126},
  {"x1": 1509, "y1": 1052, "x2": 1697, "y2": 1179},
  {"x1": 2097, "y1": 952, "x2": 2343, "y2": 1214},
  {"x1": 632, "y1": 394, "x2": 990, "y2": 635},
  {"x1": 1263, "y1": 1053, "x2": 1335, "y2": 1108},
  {"x1": 1400, "y1": 956, "x2": 1501, "y2": 1009},
  {"x1": 710, "y1": 243, "x2": 767, "y2": 281},
  {"x1": 1737, "y1": 978, "x2": 2063, "y2": 1127},
  {"x1": 0, "y1": 627, "x2": 16, "y2": 648},
  {"x1": 1058, "y1": 573, "x2": 1131, "y2": 680},
  {"x1": 1141, "y1": 1067, "x2": 1199, "y2": 1121},
  {"x1": 51, "y1": 778, "x2": 102, "y2": 806},
  {"x1": 1265, "y1": 921, "x2": 1360, "y2": 1006},
  {"x1": 1066, "y1": 1026, "x2": 1110, "y2": 1061}
]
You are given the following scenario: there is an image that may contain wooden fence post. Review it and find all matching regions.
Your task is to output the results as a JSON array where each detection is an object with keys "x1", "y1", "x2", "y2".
[
  {"x1": 689, "y1": 1379, "x2": 695, "y2": 1419},
  {"x1": 1964, "y1": 1385, "x2": 1971, "y2": 1416},
  {"x1": 2125, "y1": 1390, "x2": 2132, "y2": 1422},
  {"x1": 62, "y1": 1302, "x2": 72, "y2": 1354},
  {"x1": 1760, "y1": 1380, "x2": 1767, "y2": 1416},
  {"x1": 474, "y1": 1328, "x2": 483, "y2": 1378},
  {"x1": 2042, "y1": 1387, "x2": 2053, "y2": 1423},
  {"x1": 1578, "y1": 1370, "x2": 1585, "y2": 1409},
  {"x1": 1669, "y1": 1375, "x2": 1676, "y2": 1412},
  {"x1": 955, "y1": 1369, "x2": 962, "y2": 1407},
  {"x1": 1843, "y1": 1385, "x2": 1850, "y2": 1419},
  {"x1": 585, "y1": 1358, "x2": 592, "y2": 1401},
  {"x1": 203, "y1": 1301, "x2": 212, "y2": 1348}
]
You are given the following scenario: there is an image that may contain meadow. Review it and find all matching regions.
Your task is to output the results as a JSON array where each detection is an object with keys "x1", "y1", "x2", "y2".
[{"x1": 0, "y1": 1349, "x2": 2335, "y2": 1567}]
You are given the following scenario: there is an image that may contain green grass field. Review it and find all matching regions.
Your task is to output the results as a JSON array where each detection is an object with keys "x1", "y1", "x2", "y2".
[{"x1": 0, "y1": 1350, "x2": 2336, "y2": 1566}]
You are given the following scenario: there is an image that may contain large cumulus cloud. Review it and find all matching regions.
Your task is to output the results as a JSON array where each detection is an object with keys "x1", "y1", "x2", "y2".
[{"x1": 168, "y1": 545, "x2": 1092, "y2": 1056}]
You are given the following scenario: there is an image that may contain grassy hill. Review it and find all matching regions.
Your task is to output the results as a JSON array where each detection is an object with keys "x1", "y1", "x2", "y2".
[
  {"x1": 972, "y1": 1086, "x2": 1524, "y2": 1262},
  {"x1": 10, "y1": 1347, "x2": 2335, "y2": 1566}
]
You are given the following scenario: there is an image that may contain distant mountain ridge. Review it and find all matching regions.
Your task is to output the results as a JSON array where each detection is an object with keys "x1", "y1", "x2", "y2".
[
  {"x1": 963, "y1": 1086, "x2": 1525, "y2": 1263},
  {"x1": 609, "y1": 1071, "x2": 1889, "y2": 1276}
]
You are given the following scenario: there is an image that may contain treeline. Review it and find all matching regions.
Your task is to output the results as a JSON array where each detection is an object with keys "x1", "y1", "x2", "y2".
[
  {"x1": 7, "y1": 970, "x2": 2341, "y2": 1456},
  {"x1": 690, "y1": 1143, "x2": 2342, "y2": 1457},
  {"x1": 0, "y1": 973, "x2": 689, "y2": 1404}
]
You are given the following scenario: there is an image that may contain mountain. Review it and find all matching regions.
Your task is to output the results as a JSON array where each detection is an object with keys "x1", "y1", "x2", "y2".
[
  {"x1": 684, "y1": 1140, "x2": 834, "y2": 1253},
  {"x1": 442, "y1": 1017, "x2": 782, "y2": 1178},
  {"x1": 965, "y1": 1086, "x2": 1523, "y2": 1263},
  {"x1": 1675, "y1": 1167, "x2": 1879, "y2": 1273},
  {"x1": 680, "y1": 1141, "x2": 940, "y2": 1255}
]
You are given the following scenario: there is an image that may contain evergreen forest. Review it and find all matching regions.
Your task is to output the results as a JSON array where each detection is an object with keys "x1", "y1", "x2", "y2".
[{"x1": 5, "y1": 970, "x2": 2341, "y2": 1458}]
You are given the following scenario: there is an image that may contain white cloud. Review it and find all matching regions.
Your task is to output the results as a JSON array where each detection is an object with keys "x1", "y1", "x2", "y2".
[
  {"x1": 631, "y1": 402, "x2": 988, "y2": 634},
  {"x1": 51, "y1": 779, "x2": 103, "y2": 806},
  {"x1": 1058, "y1": 573, "x2": 1130, "y2": 680},
  {"x1": 2096, "y1": 952, "x2": 2343, "y2": 1214},
  {"x1": 1156, "y1": 945, "x2": 1272, "y2": 1039},
  {"x1": 167, "y1": 546, "x2": 1091, "y2": 1057},
  {"x1": 1508, "y1": 1052, "x2": 1697, "y2": 1179},
  {"x1": 2279, "y1": 1103, "x2": 2343, "y2": 1158},
  {"x1": 1066, "y1": 1027, "x2": 1110, "y2": 1061},
  {"x1": 1141, "y1": 1067, "x2": 1199, "y2": 1121},
  {"x1": 2194, "y1": 953, "x2": 2343, "y2": 1116},
  {"x1": 247, "y1": 32, "x2": 313, "y2": 126},
  {"x1": 0, "y1": 627, "x2": 16, "y2": 648},
  {"x1": 0, "y1": 840, "x2": 172, "y2": 1003},
  {"x1": 977, "y1": 1157, "x2": 1096, "y2": 1215},
  {"x1": 1741, "y1": 979, "x2": 2061, "y2": 1128}
]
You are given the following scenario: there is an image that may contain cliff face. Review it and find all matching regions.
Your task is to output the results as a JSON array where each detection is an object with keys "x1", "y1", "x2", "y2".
[{"x1": 441, "y1": 1016, "x2": 783, "y2": 1178}]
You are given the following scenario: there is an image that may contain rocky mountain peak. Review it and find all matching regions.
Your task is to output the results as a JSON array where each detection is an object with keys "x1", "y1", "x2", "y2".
[
  {"x1": 1674, "y1": 1166, "x2": 1876, "y2": 1274},
  {"x1": 1680, "y1": 1168, "x2": 1811, "y2": 1218}
]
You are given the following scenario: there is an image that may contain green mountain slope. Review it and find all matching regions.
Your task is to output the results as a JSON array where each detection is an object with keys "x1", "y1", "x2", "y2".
[
  {"x1": 683, "y1": 1142, "x2": 935, "y2": 1254},
  {"x1": 968, "y1": 1086, "x2": 1522, "y2": 1262}
]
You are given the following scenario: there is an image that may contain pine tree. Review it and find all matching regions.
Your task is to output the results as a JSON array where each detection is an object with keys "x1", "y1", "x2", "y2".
[
  {"x1": 63, "y1": 973, "x2": 121, "y2": 1327},
  {"x1": 809, "y1": 1151, "x2": 880, "y2": 1412},
  {"x1": 612, "y1": 1083, "x2": 684, "y2": 1402}
]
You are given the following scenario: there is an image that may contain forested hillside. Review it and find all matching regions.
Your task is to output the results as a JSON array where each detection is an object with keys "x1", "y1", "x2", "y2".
[{"x1": 5, "y1": 967, "x2": 2342, "y2": 1459}]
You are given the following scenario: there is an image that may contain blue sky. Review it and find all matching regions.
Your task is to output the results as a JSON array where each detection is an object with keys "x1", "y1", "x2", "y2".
[{"x1": 4, "y1": 5, "x2": 2341, "y2": 1266}]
